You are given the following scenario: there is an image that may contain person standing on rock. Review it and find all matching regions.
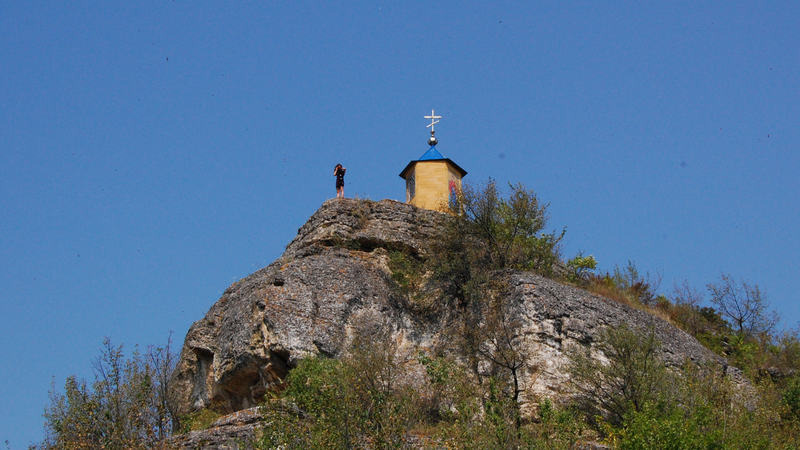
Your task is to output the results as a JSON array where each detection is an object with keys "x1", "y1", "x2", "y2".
[{"x1": 334, "y1": 163, "x2": 346, "y2": 198}]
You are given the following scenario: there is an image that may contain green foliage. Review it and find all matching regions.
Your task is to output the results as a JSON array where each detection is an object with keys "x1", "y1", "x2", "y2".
[
  {"x1": 565, "y1": 322, "x2": 800, "y2": 449},
  {"x1": 532, "y1": 399, "x2": 584, "y2": 449},
  {"x1": 565, "y1": 252, "x2": 597, "y2": 283},
  {"x1": 36, "y1": 337, "x2": 178, "y2": 450},
  {"x1": 783, "y1": 376, "x2": 800, "y2": 420},
  {"x1": 416, "y1": 351, "x2": 464, "y2": 421},
  {"x1": 387, "y1": 250, "x2": 434, "y2": 314},
  {"x1": 441, "y1": 179, "x2": 565, "y2": 276},
  {"x1": 614, "y1": 366, "x2": 800, "y2": 450},
  {"x1": 663, "y1": 276, "x2": 796, "y2": 380},
  {"x1": 255, "y1": 316, "x2": 418, "y2": 449},
  {"x1": 616, "y1": 402, "x2": 720, "y2": 450},
  {"x1": 178, "y1": 408, "x2": 222, "y2": 434},
  {"x1": 417, "y1": 351, "x2": 450, "y2": 386},
  {"x1": 260, "y1": 357, "x2": 361, "y2": 449},
  {"x1": 567, "y1": 324, "x2": 673, "y2": 425}
]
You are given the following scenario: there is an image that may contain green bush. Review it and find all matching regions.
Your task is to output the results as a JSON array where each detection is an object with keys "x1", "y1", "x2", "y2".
[
  {"x1": 256, "y1": 316, "x2": 419, "y2": 449},
  {"x1": 616, "y1": 402, "x2": 720, "y2": 450},
  {"x1": 531, "y1": 399, "x2": 584, "y2": 450},
  {"x1": 783, "y1": 377, "x2": 800, "y2": 420},
  {"x1": 446, "y1": 179, "x2": 565, "y2": 275},
  {"x1": 36, "y1": 337, "x2": 179, "y2": 450},
  {"x1": 565, "y1": 252, "x2": 597, "y2": 283},
  {"x1": 568, "y1": 324, "x2": 673, "y2": 425}
]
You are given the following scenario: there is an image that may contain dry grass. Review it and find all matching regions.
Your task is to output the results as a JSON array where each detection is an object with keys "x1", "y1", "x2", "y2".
[{"x1": 579, "y1": 279, "x2": 675, "y2": 326}]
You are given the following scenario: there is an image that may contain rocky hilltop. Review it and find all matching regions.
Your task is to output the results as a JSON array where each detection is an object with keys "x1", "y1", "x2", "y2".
[{"x1": 171, "y1": 198, "x2": 739, "y2": 445}]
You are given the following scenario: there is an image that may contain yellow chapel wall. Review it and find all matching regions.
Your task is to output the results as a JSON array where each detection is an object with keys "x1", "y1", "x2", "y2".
[{"x1": 408, "y1": 161, "x2": 462, "y2": 212}]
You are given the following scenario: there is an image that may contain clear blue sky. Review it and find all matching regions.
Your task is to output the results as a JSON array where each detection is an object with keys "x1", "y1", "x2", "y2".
[{"x1": 2, "y1": 1, "x2": 798, "y2": 446}]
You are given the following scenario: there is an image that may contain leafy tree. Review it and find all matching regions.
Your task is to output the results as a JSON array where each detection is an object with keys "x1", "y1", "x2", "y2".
[
  {"x1": 441, "y1": 179, "x2": 565, "y2": 275},
  {"x1": 615, "y1": 401, "x2": 724, "y2": 450},
  {"x1": 772, "y1": 329, "x2": 800, "y2": 375},
  {"x1": 412, "y1": 180, "x2": 565, "y2": 434},
  {"x1": 259, "y1": 357, "x2": 357, "y2": 449},
  {"x1": 36, "y1": 337, "x2": 178, "y2": 450}
]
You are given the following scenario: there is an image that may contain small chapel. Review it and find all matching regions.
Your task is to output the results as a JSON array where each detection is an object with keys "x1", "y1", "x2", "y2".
[{"x1": 399, "y1": 110, "x2": 467, "y2": 212}]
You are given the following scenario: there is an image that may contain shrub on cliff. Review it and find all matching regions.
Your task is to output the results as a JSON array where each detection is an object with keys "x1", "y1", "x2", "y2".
[
  {"x1": 256, "y1": 315, "x2": 419, "y2": 449},
  {"x1": 567, "y1": 323, "x2": 799, "y2": 448},
  {"x1": 404, "y1": 180, "x2": 564, "y2": 430},
  {"x1": 395, "y1": 179, "x2": 564, "y2": 310},
  {"x1": 439, "y1": 179, "x2": 565, "y2": 275},
  {"x1": 567, "y1": 324, "x2": 673, "y2": 425}
]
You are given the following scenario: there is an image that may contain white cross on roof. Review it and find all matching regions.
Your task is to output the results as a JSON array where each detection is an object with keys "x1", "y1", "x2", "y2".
[{"x1": 424, "y1": 109, "x2": 441, "y2": 132}]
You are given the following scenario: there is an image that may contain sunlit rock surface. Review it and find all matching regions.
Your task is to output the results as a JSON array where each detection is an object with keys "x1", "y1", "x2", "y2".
[{"x1": 171, "y1": 198, "x2": 740, "y2": 446}]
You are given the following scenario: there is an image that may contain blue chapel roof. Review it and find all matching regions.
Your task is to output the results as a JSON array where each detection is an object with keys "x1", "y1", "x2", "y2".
[
  {"x1": 399, "y1": 145, "x2": 468, "y2": 179},
  {"x1": 418, "y1": 146, "x2": 445, "y2": 161}
]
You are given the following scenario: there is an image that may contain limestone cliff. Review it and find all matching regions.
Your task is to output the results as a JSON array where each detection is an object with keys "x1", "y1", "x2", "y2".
[{"x1": 172, "y1": 198, "x2": 739, "y2": 424}]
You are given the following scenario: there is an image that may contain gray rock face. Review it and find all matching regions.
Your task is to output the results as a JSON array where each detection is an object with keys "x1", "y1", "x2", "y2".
[
  {"x1": 172, "y1": 198, "x2": 738, "y2": 420},
  {"x1": 167, "y1": 408, "x2": 262, "y2": 450},
  {"x1": 502, "y1": 272, "x2": 744, "y2": 404},
  {"x1": 172, "y1": 199, "x2": 443, "y2": 415}
]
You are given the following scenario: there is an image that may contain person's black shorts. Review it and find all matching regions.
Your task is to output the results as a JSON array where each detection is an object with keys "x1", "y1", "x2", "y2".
[{"x1": 336, "y1": 180, "x2": 344, "y2": 189}]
